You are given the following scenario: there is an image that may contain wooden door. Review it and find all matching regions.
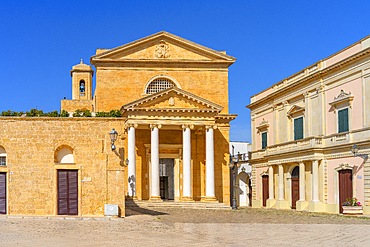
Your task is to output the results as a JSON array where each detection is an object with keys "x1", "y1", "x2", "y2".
[
  {"x1": 0, "y1": 173, "x2": 6, "y2": 214},
  {"x1": 262, "y1": 175, "x2": 269, "y2": 207},
  {"x1": 58, "y1": 170, "x2": 78, "y2": 215},
  {"x1": 339, "y1": 169, "x2": 352, "y2": 213},
  {"x1": 291, "y1": 178, "x2": 299, "y2": 209},
  {"x1": 291, "y1": 166, "x2": 299, "y2": 209}
]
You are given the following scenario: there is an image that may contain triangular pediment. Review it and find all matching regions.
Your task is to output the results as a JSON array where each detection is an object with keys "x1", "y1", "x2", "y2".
[
  {"x1": 91, "y1": 31, "x2": 235, "y2": 65},
  {"x1": 121, "y1": 87, "x2": 223, "y2": 114},
  {"x1": 287, "y1": 105, "x2": 305, "y2": 118}
]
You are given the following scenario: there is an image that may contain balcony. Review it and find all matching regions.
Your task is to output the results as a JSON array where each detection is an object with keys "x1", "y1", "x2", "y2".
[{"x1": 251, "y1": 127, "x2": 370, "y2": 161}]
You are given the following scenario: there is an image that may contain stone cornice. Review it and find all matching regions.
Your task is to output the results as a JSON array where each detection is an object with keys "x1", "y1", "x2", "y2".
[
  {"x1": 121, "y1": 87, "x2": 223, "y2": 113},
  {"x1": 91, "y1": 31, "x2": 236, "y2": 67},
  {"x1": 247, "y1": 48, "x2": 370, "y2": 110}
]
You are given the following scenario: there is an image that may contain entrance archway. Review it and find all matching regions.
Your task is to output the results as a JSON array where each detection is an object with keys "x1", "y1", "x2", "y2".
[
  {"x1": 159, "y1": 158, "x2": 175, "y2": 200},
  {"x1": 339, "y1": 169, "x2": 352, "y2": 213},
  {"x1": 236, "y1": 172, "x2": 250, "y2": 207},
  {"x1": 291, "y1": 166, "x2": 299, "y2": 209}
]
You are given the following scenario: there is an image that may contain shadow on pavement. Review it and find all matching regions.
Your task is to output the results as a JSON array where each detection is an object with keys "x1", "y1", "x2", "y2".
[{"x1": 125, "y1": 199, "x2": 168, "y2": 217}]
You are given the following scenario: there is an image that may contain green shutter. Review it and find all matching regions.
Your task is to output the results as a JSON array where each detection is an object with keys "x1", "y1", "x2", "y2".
[
  {"x1": 338, "y1": 108, "x2": 349, "y2": 133},
  {"x1": 294, "y1": 117, "x2": 304, "y2": 140},
  {"x1": 261, "y1": 132, "x2": 267, "y2": 149}
]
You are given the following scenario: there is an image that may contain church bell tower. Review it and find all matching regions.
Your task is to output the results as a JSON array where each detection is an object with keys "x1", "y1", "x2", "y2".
[{"x1": 70, "y1": 59, "x2": 94, "y2": 100}]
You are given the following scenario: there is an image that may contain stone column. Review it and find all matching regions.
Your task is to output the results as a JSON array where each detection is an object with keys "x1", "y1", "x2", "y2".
[
  {"x1": 299, "y1": 162, "x2": 305, "y2": 201},
  {"x1": 312, "y1": 160, "x2": 319, "y2": 202},
  {"x1": 268, "y1": 166, "x2": 274, "y2": 200},
  {"x1": 127, "y1": 124, "x2": 138, "y2": 197},
  {"x1": 278, "y1": 164, "x2": 284, "y2": 200},
  {"x1": 150, "y1": 124, "x2": 161, "y2": 201},
  {"x1": 182, "y1": 125, "x2": 193, "y2": 200},
  {"x1": 205, "y1": 125, "x2": 216, "y2": 200}
]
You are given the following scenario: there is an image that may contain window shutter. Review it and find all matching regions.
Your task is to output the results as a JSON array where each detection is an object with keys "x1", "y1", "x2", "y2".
[
  {"x1": 338, "y1": 108, "x2": 349, "y2": 133},
  {"x1": 261, "y1": 132, "x2": 267, "y2": 149},
  {"x1": 294, "y1": 117, "x2": 304, "y2": 140}
]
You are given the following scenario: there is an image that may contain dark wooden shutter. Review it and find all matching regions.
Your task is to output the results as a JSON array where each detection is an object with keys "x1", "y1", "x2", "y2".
[
  {"x1": 0, "y1": 173, "x2": 6, "y2": 214},
  {"x1": 262, "y1": 175, "x2": 269, "y2": 207},
  {"x1": 58, "y1": 170, "x2": 78, "y2": 215},
  {"x1": 261, "y1": 132, "x2": 267, "y2": 149},
  {"x1": 338, "y1": 108, "x2": 349, "y2": 133},
  {"x1": 294, "y1": 117, "x2": 304, "y2": 140},
  {"x1": 339, "y1": 169, "x2": 352, "y2": 213}
]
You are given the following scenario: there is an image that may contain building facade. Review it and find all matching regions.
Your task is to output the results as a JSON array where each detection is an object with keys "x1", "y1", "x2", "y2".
[
  {"x1": 229, "y1": 142, "x2": 252, "y2": 207},
  {"x1": 247, "y1": 36, "x2": 370, "y2": 214},
  {"x1": 0, "y1": 32, "x2": 236, "y2": 216}
]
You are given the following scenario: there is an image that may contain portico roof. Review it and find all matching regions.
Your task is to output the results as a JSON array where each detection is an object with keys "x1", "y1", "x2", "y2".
[{"x1": 121, "y1": 87, "x2": 224, "y2": 114}]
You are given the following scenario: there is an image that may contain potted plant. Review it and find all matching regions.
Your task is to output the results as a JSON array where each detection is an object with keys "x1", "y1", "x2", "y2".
[{"x1": 342, "y1": 197, "x2": 363, "y2": 215}]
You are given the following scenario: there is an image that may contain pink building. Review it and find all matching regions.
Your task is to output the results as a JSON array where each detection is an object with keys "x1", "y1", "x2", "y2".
[{"x1": 247, "y1": 36, "x2": 370, "y2": 214}]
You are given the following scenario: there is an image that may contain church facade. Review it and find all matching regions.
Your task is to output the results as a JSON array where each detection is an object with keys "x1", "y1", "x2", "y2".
[{"x1": 0, "y1": 32, "x2": 236, "y2": 217}]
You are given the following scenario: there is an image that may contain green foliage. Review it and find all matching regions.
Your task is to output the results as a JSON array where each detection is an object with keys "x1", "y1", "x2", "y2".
[
  {"x1": 73, "y1": 109, "x2": 92, "y2": 117},
  {"x1": 0, "y1": 108, "x2": 120, "y2": 118},
  {"x1": 60, "y1": 110, "x2": 69, "y2": 117},
  {"x1": 1, "y1": 110, "x2": 24, "y2": 116},
  {"x1": 26, "y1": 108, "x2": 44, "y2": 117},
  {"x1": 96, "y1": 109, "x2": 122, "y2": 117}
]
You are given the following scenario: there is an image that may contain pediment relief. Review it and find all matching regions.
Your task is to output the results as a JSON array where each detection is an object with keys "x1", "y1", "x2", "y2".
[
  {"x1": 256, "y1": 119, "x2": 269, "y2": 133},
  {"x1": 121, "y1": 87, "x2": 223, "y2": 114},
  {"x1": 329, "y1": 90, "x2": 354, "y2": 109},
  {"x1": 91, "y1": 31, "x2": 235, "y2": 63},
  {"x1": 287, "y1": 105, "x2": 305, "y2": 119}
]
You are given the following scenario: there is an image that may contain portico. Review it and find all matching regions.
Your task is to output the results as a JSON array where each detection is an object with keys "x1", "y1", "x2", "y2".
[{"x1": 121, "y1": 87, "x2": 236, "y2": 203}]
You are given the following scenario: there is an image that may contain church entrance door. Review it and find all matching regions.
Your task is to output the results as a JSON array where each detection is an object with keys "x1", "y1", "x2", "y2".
[{"x1": 159, "y1": 159, "x2": 175, "y2": 200}]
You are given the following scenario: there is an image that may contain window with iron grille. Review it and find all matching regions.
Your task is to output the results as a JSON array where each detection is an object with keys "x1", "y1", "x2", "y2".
[
  {"x1": 0, "y1": 157, "x2": 6, "y2": 166},
  {"x1": 146, "y1": 78, "x2": 175, "y2": 94},
  {"x1": 294, "y1": 117, "x2": 304, "y2": 140},
  {"x1": 261, "y1": 132, "x2": 267, "y2": 149},
  {"x1": 338, "y1": 108, "x2": 349, "y2": 133}
]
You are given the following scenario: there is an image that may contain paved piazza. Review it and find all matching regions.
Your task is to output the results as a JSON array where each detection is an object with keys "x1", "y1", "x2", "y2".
[{"x1": 0, "y1": 207, "x2": 370, "y2": 246}]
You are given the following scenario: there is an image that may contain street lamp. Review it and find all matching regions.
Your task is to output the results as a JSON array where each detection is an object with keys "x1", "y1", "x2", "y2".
[
  {"x1": 229, "y1": 152, "x2": 241, "y2": 210},
  {"x1": 110, "y1": 128, "x2": 118, "y2": 151},
  {"x1": 351, "y1": 144, "x2": 368, "y2": 160}
]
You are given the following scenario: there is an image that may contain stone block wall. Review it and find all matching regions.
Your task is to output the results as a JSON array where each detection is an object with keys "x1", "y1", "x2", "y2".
[{"x1": 0, "y1": 117, "x2": 125, "y2": 217}]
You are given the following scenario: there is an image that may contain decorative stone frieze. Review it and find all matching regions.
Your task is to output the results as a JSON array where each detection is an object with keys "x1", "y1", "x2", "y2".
[{"x1": 155, "y1": 40, "x2": 170, "y2": 58}]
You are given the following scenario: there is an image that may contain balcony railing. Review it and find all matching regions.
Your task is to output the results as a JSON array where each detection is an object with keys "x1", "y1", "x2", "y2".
[{"x1": 250, "y1": 128, "x2": 370, "y2": 161}]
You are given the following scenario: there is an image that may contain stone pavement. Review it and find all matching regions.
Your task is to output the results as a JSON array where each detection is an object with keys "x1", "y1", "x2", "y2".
[{"x1": 0, "y1": 207, "x2": 370, "y2": 246}]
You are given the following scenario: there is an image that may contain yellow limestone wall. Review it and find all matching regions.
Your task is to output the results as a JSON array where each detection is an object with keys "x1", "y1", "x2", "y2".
[
  {"x1": 93, "y1": 69, "x2": 229, "y2": 114},
  {"x1": 0, "y1": 117, "x2": 126, "y2": 217}
]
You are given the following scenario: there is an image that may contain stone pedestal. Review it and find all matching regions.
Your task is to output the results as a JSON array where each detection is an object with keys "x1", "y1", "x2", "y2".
[
  {"x1": 266, "y1": 199, "x2": 276, "y2": 208},
  {"x1": 308, "y1": 201, "x2": 324, "y2": 212},
  {"x1": 275, "y1": 200, "x2": 290, "y2": 209},
  {"x1": 296, "y1": 200, "x2": 309, "y2": 211}
]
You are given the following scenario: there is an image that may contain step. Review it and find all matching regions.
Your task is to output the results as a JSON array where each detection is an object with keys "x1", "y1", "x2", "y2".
[{"x1": 126, "y1": 200, "x2": 230, "y2": 210}]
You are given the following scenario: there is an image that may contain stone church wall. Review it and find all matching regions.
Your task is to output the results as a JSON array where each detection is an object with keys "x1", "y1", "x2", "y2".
[{"x1": 0, "y1": 117, "x2": 126, "y2": 217}]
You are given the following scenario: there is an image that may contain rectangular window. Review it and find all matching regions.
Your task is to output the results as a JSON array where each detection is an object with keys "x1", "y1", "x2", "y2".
[
  {"x1": 0, "y1": 157, "x2": 5, "y2": 166},
  {"x1": 261, "y1": 132, "x2": 267, "y2": 149},
  {"x1": 338, "y1": 108, "x2": 349, "y2": 133},
  {"x1": 294, "y1": 117, "x2": 304, "y2": 140}
]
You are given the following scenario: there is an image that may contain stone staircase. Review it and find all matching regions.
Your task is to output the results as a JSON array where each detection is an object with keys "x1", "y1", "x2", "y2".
[{"x1": 126, "y1": 200, "x2": 230, "y2": 210}]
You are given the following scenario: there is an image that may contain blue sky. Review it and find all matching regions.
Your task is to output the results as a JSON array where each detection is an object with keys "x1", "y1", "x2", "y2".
[{"x1": 0, "y1": 0, "x2": 369, "y2": 142}]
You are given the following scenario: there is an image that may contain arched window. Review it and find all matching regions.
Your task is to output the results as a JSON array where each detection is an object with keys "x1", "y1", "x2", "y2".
[
  {"x1": 292, "y1": 166, "x2": 299, "y2": 178},
  {"x1": 0, "y1": 147, "x2": 6, "y2": 166},
  {"x1": 79, "y1": 80, "x2": 85, "y2": 94},
  {"x1": 55, "y1": 146, "x2": 74, "y2": 164},
  {"x1": 145, "y1": 77, "x2": 175, "y2": 94}
]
